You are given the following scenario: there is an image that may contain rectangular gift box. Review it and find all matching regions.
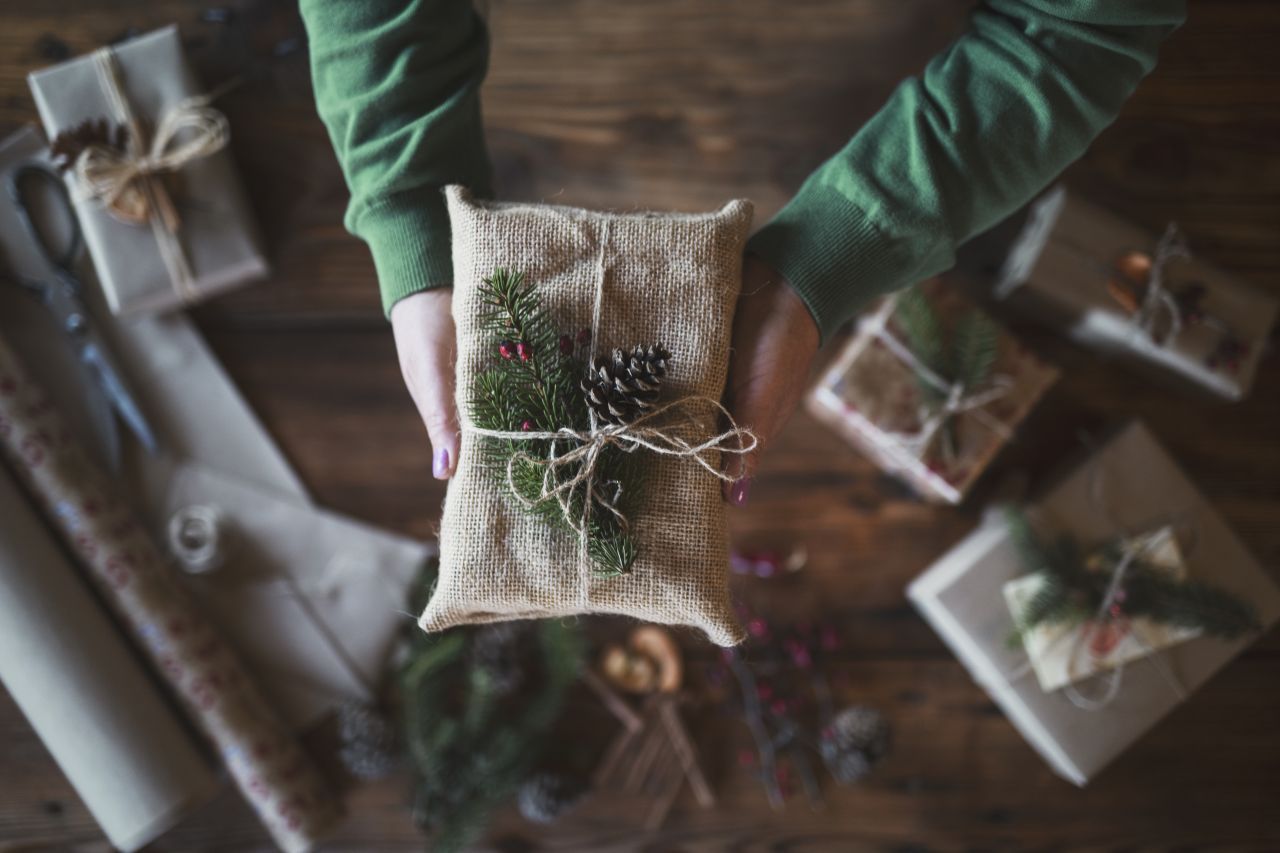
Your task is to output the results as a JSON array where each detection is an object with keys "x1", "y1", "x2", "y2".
[
  {"x1": 908, "y1": 422, "x2": 1280, "y2": 785},
  {"x1": 29, "y1": 26, "x2": 267, "y2": 316},
  {"x1": 995, "y1": 186, "x2": 1277, "y2": 401},
  {"x1": 806, "y1": 284, "x2": 1059, "y2": 504}
]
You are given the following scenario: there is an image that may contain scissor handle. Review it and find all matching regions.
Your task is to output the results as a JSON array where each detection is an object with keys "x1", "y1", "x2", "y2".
[{"x1": 7, "y1": 163, "x2": 83, "y2": 278}]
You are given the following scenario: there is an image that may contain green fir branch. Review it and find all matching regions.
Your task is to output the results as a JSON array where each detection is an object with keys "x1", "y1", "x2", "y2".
[
  {"x1": 470, "y1": 268, "x2": 639, "y2": 576},
  {"x1": 398, "y1": 558, "x2": 584, "y2": 853},
  {"x1": 1004, "y1": 508, "x2": 1260, "y2": 643}
]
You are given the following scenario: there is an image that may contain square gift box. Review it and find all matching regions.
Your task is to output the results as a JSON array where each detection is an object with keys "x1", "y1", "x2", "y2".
[
  {"x1": 807, "y1": 284, "x2": 1059, "y2": 504},
  {"x1": 908, "y1": 422, "x2": 1280, "y2": 785},
  {"x1": 29, "y1": 26, "x2": 268, "y2": 316},
  {"x1": 995, "y1": 186, "x2": 1277, "y2": 401}
]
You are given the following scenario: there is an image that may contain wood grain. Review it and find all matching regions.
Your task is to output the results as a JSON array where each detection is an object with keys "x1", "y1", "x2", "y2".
[{"x1": 2, "y1": 0, "x2": 1279, "y2": 850}]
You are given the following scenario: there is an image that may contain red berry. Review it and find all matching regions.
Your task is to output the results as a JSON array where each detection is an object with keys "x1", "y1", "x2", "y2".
[
  {"x1": 498, "y1": 340, "x2": 515, "y2": 360},
  {"x1": 576, "y1": 328, "x2": 592, "y2": 345},
  {"x1": 558, "y1": 334, "x2": 573, "y2": 355},
  {"x1": 520, "y1": 419, "x2": 534, "y2": 432},
  {"x1": 516, "y1": 341, "x2": 533, "y2": 362},
  {"x1": 770, "y1": 698, "x2": 788, "y2": 716}
]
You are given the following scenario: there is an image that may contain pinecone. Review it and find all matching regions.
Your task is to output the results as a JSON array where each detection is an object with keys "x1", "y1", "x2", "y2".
[
  {"x1": 336, "y1": 701, "x2": 401, "y2": 780},
  {"x1": 579, "y1": 344, "x2": 671, "y2": 426},
  {"x1": 468, "y1": 622, "x2": 529, "y2": 696},
  {"x1": 517, "y1": 771, "x2": 585, "y2": 824},
  {"x1": 50, "y1": 118, "x2": 129, "y2": 172},
  {"x1": 819, "y1": 705, "x2": 890, "y2": 784}
]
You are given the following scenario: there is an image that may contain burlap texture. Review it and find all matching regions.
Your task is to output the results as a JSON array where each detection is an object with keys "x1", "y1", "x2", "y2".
[{"x1": 421, "y1": 187, "x2": 752, "y2": 646}]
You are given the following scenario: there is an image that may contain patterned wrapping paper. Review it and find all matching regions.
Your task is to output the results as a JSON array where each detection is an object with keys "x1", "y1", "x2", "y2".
[
  {"x1": 0, "y1": 333, "x2": 338, "y2": 852},
  {"x1": 0, "y1": 465, "x2": 219, "y2": 852},
  {"x1": 807, "y1": 284, "x2": 1059, "y2": 504},
  {"x1": 996, "y1": 186, "x2": 1278, "y2": 401}
]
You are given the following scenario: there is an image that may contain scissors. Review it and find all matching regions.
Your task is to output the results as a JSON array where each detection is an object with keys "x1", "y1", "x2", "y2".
[{"x1": 5, "y1": 162, "x2": 159, "y2": 469}]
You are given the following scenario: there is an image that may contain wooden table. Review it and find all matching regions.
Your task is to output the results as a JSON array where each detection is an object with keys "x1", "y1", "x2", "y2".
[{"x1": 2, "y1": 1, "x2": 1278, "y2": 850}]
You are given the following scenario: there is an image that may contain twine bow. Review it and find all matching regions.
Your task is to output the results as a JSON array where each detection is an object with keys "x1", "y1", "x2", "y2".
[
  {"x1": 867, "y1": 305, "x2": 1014, "y2": 462},
  {"x1": 68, "y1": 48, "x2": 231, "y2": 302},
  {"x1": 470, "y1": 395, "x2": 756, "y2": 538},
  {"x1": 1112, "y1": 223, "x2": 1192, "y2": 348}
]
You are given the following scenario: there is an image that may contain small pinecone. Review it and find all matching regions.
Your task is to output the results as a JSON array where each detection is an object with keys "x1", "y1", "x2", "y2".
[
  {"x1": 579, "y1": 344, "x2": 670, "y2": 426},
  {"x1": 336, "y1": 701, "x2": 401, "y2": 780},
  {"x1": 820, "y1": 705, "x2": 890, "y2": 784},
  {"x1": 517, "y1": 771, "x2": 585, "y2": 824},
  {"x1": 50, "y1": 118, "x2": 129, "y2": 172},
  {"x1": 468, "y1": 623, "x2": 528, "y2": 696}
]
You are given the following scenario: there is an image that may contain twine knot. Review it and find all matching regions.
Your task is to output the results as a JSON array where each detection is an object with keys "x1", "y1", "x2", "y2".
[
  {"x1": 468, "y1": 396, "x2": 757, "y2": 545},
  {"x1": 73, "y1": 93, "x2": 229, "y2": 229},
  {"x1": 867, "y1": 303, "x2": 1014, "y2": 461}
]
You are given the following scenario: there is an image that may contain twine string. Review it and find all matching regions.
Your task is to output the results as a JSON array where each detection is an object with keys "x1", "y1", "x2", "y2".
[
  {"x1": 1127, "y1": 223, "x2": 1191, "y2": 349},
  {"x1": 865, "y1": 305, "x2": 1014, "y2": 461},
  {"x1": 463, "y1": 219, "x2": 756, "y2": 596},
  {"x1": 1004, "y1": 446, "x2": 1193, "y2": 711},
  {"x1": 71, "y1": 48, "x2": 231, "y2": 303}
]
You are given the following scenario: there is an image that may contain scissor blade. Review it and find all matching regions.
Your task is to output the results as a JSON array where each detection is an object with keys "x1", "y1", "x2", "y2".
[{"x1": 81, "y1": 341, "x2": 160, "y2": 456}]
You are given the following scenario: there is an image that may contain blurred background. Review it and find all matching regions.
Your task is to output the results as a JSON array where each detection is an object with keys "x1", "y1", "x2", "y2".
[{"x1": 1, "y1": 1, "x2": 1278, "y2": 850}]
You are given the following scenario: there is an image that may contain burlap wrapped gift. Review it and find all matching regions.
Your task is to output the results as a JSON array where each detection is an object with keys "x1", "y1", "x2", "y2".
[{"x1": 420, "y1": 187, "x2": 753, "y2": 646}]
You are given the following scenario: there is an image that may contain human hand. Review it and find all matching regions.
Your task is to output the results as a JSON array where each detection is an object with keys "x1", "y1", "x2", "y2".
[
  {"x1": 390, "y1": 288, "x2": 460, "y2": 480},
  {"x1": 721, "y1": 254, "x2": 821, "y2": 506}
]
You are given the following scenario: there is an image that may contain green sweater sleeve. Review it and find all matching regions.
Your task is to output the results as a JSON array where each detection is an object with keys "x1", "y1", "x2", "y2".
[
  {"x1": 747, "y1": 0, "x2": 1186, "y2": 340},
  {"x1": 300, "y1": 0, "x2": 493, "y2": 315}
]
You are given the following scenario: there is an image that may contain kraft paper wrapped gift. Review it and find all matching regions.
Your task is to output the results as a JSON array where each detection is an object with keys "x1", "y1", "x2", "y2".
[
  {"x1": 807, "y1": 286, "x2": 1058, "y2": 504},
  {"x1": 908, "y1": 422, "x2": 1280, "y2": 785},
  {"x1": 995, "y1": 186, "x2": 1277, "y2": 401},
  {"x1": 29, "y1": 26, "x2": 267, "y2": 316},
  {"x1": 0, "y1": 125, "x2": 426, "y2": 729}
]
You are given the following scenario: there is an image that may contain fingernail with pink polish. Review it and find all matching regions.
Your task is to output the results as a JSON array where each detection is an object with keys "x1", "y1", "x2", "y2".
[
  {"x1": 433, "y1": 448, "x2": 451, "y2": 479},
  {"x1": 730, "y1": 477, "x2": 751, "y2": 507}
]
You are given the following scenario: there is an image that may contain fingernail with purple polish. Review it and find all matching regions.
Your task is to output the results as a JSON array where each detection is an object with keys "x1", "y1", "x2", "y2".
[
  {"x1": 730, "y1": 477, "x2": 751, "y2": 507},
  {"x1": 433, "y1": 448, "x2": 451, "y2": 479}
]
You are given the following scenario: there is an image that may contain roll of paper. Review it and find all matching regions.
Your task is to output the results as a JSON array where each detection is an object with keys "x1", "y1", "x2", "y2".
[
  {"x1": 0, "y1": 463, "x2": 219, "y2": 851},
  {"x1": 0, "y1": 334, "x2": 339, "y2": 852}
]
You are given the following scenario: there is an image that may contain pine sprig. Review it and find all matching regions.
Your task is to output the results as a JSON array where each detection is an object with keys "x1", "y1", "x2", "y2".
[
  {"x1": 470, "y1": 269, "x2": 639, "y2": 576},
  {"x1": 1004, "y1": 508, "x2": 1260, "y2": 644},
  {"x1": 891, "y1": 287, "x2": 1002, "y2": 461},
  {"x1": 399, "y1": 559, "x2": 584, "y2": 853}
]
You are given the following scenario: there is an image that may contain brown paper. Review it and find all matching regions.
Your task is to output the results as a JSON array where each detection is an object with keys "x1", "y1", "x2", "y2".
[
  {"x1": 908, "y1": 422, "x2": 1280, "y2": 785},
  {"x1": 808, "y1": 288, "x2": 1058, "y2": 504},
  {"x1": 28, "y1": 26, "x2": 267, "y2": 316},
  {"x1": 0, "y1": 464, "x2": 219, "y2": 851},
  {"x1": 996, "y1": 186, "x2": 1277, "y2": 400}
]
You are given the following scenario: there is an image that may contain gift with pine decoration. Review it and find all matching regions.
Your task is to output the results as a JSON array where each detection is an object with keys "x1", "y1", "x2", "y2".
[
  {"x1": 421, "y1": 187, "x2": 755, "y2": 646},
  {"x1": 995, "y1": 186, "x2": 1277, "y2": 401},
  {"x1": 28, "y1": 26, "x2": 268, "y2": 316},
  {"x1": 908, "y1": 422, "x2": 1280, "y2": 785},
  {"x1": 806, "y1": 281, "x2": 1059, "y2": 504}
]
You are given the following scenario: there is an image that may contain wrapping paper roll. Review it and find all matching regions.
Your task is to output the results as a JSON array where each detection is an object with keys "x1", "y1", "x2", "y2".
[
  {"x1": 0, "y1": 333, "x2": 339, "y2": 852},
  {"x1": 0, "y1": 464, "x2": 219, "y2": 851}
]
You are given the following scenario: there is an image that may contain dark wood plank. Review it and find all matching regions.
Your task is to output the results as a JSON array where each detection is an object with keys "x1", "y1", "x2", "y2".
[{"x1": 1, "y1": 0, "x2": 1279, "y2": 851}]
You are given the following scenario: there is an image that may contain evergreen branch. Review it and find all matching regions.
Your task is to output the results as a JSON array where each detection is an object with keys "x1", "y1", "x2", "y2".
[
  {"x1": 470, "y1": 269, "x2": 640, "y2": 576},
  {"x1": 892, "y1": 287, "x2": 946, "y2": 400},
  {"x1": 1004, "y1": 508, "x2": 1260, "y2": 641},
  {"x1": 398, "y1": 559, "x2": 584, "y2": 853},
  {"x1": 953, "y1": 309, "x2": 1000, "y2": 392}
]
